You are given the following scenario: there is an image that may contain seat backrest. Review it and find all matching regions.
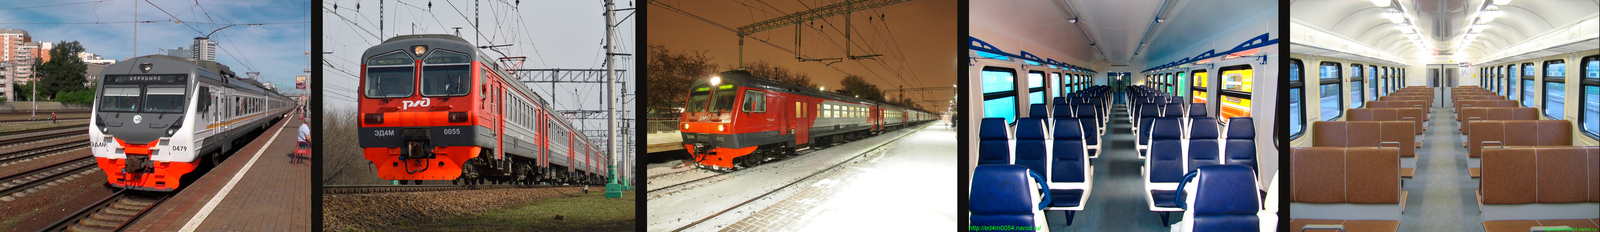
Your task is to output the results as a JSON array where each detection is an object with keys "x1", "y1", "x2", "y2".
[
  {"x1": 1170, "y1": 96, "x2": 1185, "y2": 105},
  {"x1": 1459, "y1": 107, "x2": 1539, "y2": 135},
  {"x1": 1153, "y1": 97, "x2": 1168, "y2": 105},
  {"x1": 1014, "y1": 118, "x2": 1049, "y2": 173},
  {"x1": 971, "y1": 165, "x2": 1043, "y2": 228},
  {"x1": 1029, "y1": 104, "x2": 1049, "y2": 118},
  {"x1": 1224, "y1": 117, "x2": 1257, "y2": 172},
  {"x1": 1163, "y1": 103, "x2": 1185, "y2": 117},
  {"x1": 1190, "y1": 165, "x2": 1261, "y2": 231},
  {"x1": 1188, "y1": 118, "x2": 1223, "y2": 174},
  {"x1": 1468, "y1": 120, "x2": 1574, "y2": 158},
  {"x1": 1150, "y1": 117, "x2": 1186, "y2": 183},
  {"x1": 1051, "y1": 119, "x2": 1086, "y2": 183},
  {"x1": 978, "y1": 118, "x2": 1011, "y2": 165},
  {"x1": 1074, "y1": 104, "x2": 1099, "y2": 145},
  {"x1": 1188, "y1": 103, "x2": 1207, "y2": 118},
  {"x1": 1480, "y1": 147, "x2": 1600, "y2": 204},
  {"x1": 1053, "y1": 97, "x2": 1068, "y2": 106},
  {"x1": 1312, "y1": 121, "x2": 1416, "y2": 158},
  {"x1": 1139, "y1": 103, "x2": 1163, "y2": 144},
  {"x1": 1289, "y1": 147, "x2": 1400, "y2": 205},
  {"x1": 1052, "y1": 104, "x2": 1074, "y2": 119}
]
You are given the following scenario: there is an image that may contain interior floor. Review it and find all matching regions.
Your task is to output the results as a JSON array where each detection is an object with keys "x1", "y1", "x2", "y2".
[
  {"x1": 1398, "y1": 92, "x2": 1485, "y2": 231},
  {"x1": 1047, "y1": 101, "x2": 1184, "y2": 231}
]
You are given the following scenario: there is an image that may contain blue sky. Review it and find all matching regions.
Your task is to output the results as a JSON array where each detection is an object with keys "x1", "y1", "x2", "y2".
[{"x1": 0, "y1": 0, "x2": 311, "y2": 94}]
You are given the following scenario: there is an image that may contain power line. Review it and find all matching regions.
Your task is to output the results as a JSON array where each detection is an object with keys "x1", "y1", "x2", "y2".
[{"x1": 0, "y1": 0, "x2": 123, "y2": 11}]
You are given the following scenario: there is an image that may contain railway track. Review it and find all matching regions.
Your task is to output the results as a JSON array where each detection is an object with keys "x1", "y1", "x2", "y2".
[
  {"x1": 665, "y1": 123, "x2": 932, "y2": 232},
  {"x1": 0, "y1": 138, "x2": 89, "y2": 165},
  {"x1": 322, "y1": 184, "x2": 574, "y2": 194},
  {"x1": 0, "y1": 118, "x2": 88, "y2": 124},
  {"x1": 42, "y1": 190, "x2": 170, "y2": 232},
  {"x1": 647, "y1": 123, "x2": 933, "y2": 194},
  {"x1": 0, "y1": 157, "x2": 97, "y2": 201},
  {"x1": 0, "y1": 124, "x2": 84, "y2": 137},
  {"x1": 0, "y1": 129, "x2": 85, "y2": 147}
]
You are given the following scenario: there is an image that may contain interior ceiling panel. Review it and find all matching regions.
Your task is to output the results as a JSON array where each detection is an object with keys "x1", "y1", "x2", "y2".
[
  {"x1": 1067, "y1": 0, "x2": 1162, "y2": 63},
  {"x1": 1140, "y1": 0, "x2": 1277, "y2": 64},
  {"x1": 971, "y1": 0, "x2": 1098, "y2": 62},
  {"x1": 1294, "y1": 0, "x2": 1597, "y2": 59}
]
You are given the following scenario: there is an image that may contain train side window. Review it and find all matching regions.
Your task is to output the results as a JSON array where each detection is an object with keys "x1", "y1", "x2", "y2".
[
  {"x1": 1351, "y1": 64, "x2": 1364, "y2": 109},
  {"x1": 981, "y1": 66, "x2": 1018, "y2": 124},
  {"x1": 796, "y1": 102, "x2": 803, "y2": 118},
  {"x1": 1192, "y1": 70, "x2": 1208, "y2": 104},
  {"x1": 742, "y1": 90, "x2": 765, "y2": 113},
  {"x1": 1028, "y1": 71, "x2": 1046, "y2": 105},
  {"x1": 1319, "y1": 62, "x2": 1343, "y2": 121},
  {"x1": 1218, "y1": 64, "x2": 1255, "y2": 125},
  {"x1": 1368, "y1": 66, "x2": 1378, "y2": 101},
  {"x1": 1523, "y1": 63, "x2": 1537, "y2": 107},
  {"x1": 1543, "y1": 59, "x2": 1566, "y2": 119},
  {"x1": 1507, "y1": 65, "x2": 1517, "y2": 99},
  {"x1": 1580, "y1": 55, "x2": 1600, "y2": 139},
  {"x1": 1289, "y1": 59, "x2": 1306, "y2": 139}
]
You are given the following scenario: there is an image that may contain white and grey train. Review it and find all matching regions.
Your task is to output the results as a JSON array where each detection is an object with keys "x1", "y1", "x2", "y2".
[{"x1": 90, "y1": 55, "x2": 294, "y2": 191}]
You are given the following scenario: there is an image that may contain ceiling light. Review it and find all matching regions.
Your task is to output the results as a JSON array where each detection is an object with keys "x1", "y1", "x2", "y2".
[
  {"x1": 1069, "y1": 18, "x2": 1078, "y2": 23},
  {"x1": 1493, "y1": 0, "x2": 1511, "y2": 5},
  {"x1": 1155, "y1": 18, "x2": 1166, "y2": 23},
  {"x1": 1384, "y1": 8, "x2": 1405, "y2": 23},
  {"x1": 1480, "y1": 5, "x2": 1502, "y2": 22},
  {"x1": 1372, "y1": 0, "x2": 1390, "y2": 7},
  {"x1": 1394, "y1": 22, "x2": 1414, "y2": 32},
  {"x1": 1470, "y1": 23, "x2": 1490, "y2": 32}
]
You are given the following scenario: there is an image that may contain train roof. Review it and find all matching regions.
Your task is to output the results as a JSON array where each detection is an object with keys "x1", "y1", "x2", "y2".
[
  {"x1": 701, "y1": 70, "x2": 931, "y2": 114},
  {"x1": 100, "y1": 55, "x2": 288, "y2": 99}
]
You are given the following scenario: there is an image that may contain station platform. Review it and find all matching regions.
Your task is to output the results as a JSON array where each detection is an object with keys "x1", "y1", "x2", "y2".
[{"x1": 123, "y1": 115, "x2": 310, "y2": 231}]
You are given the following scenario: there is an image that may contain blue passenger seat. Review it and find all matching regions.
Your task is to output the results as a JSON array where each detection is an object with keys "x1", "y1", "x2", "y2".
[
  {"x1": 1145, "y1": 117, "x2": 1186, "y2": 224},
  {"x1": 1187, "y1": 117, "x2": 1223, "y2": 173},
  {"x1": 1174, "y1": 165, "x2": 1262, "y2": 231},
  {"x1": 970, "y1": 165, "x2": 1048, "y2": 229},
  {"x1": 1048, "y1": 119, "x2": 1091, "y2": 225},
  {"x1": 1013, "y1": 118, "x2": 1049, "y2": 174},
  {"x1": 1074, "y1": 104, "x2": 1101, "y2": 158},
  {"x1": 978, "y1": 118, "x2": 1012, "y2": 165},
  {"x1": 1224, "y1": 117, "x2": 1258, "y2": 175}
]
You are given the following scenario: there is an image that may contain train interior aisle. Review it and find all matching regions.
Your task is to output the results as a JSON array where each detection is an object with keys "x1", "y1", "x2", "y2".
[
  {"x1": 1289, "y1": 0, "x2": 1599, "y2": 231},
  {"x1": 966, "y1": 1, "x2": 1280, "y2": 231}
]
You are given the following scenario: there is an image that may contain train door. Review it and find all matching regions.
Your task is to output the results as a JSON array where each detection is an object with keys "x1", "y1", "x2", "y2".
[
  {"x1": 1428, "y1": 64, "x2": 1459, "y2": 107},
  {"x1": 741, "y1": 89, "x2": 773, "y2": 136},
  {"x1": 793, "y1": 98, "x2": 811, "y2": 146}
]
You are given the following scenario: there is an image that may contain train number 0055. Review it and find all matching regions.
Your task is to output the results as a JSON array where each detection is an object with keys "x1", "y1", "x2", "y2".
[
  {"x1": 374, "y1": 129, "x2": 396, "y2": 137},
  {"x1": 443, "y1": 128, "x2": 462, "y2": 135}
]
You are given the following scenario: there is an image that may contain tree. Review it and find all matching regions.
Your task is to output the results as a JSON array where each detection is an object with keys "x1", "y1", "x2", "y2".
[
  {"x1": 35, "y1": 41, "x2": 89, "y2": 100},
  {"x1": 742, "y1": 60, "x2": 817, "y2": 89},
  {"x1": 646, "y1": 44, "x2": 720, "y2": 110},
  {"x1": 838, "y1": 74, "x2": 885, "y2": 102}
]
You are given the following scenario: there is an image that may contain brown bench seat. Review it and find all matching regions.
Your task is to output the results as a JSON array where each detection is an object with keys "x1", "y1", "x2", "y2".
[
  {"x1": 1478, "y1": 147, "x2": 1600, "y2": 223},
  {"x1": 1456, "y1": 107, "x2": 1538, "y2": 141},
  {"x1": 1455, "y1": 100, "x2": 1518, "y2": 116},
  {"x1": 1366, "y1": 100, "x2": 1430, "y2": 117},
  {"x1": 1312, "y1": 121, "x2": 1418, "y2": 177},
  {"x1": 1482, "y1": 219, "x2": 1600, "y2": 232},
  {"x1": 1291, "y1": 147, "x2": 1406, "y2": 226},
  {"x1": 1291, "y1": 219, "x2": 1402, "y2": 232},
  {"x1": 1466, "y1": 120, "x2": 1572, "y2": 177}
]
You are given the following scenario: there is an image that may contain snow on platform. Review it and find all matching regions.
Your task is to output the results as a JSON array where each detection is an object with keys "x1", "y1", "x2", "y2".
[{"x1": 645, "y1": 123, "x2": 951, "y2": 231}]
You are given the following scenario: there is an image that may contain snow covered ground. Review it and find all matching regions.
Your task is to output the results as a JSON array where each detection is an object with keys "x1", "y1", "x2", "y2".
[
  {"x1": 645, "y1": 122, "x2": 953, "y2": 231},
  {"x1": 647, "y1": 131, "x2": 682, "y2": 145}
]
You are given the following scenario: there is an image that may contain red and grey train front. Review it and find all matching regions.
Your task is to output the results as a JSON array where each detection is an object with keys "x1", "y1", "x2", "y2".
[
  {"x1": 680, "y1": 72, "x2": 769, "y2": 169},
  {"x1": 90, "y1": 73, "x2": 199, "y2": 191},
  {"x1": 357, "y1": 42, "x2": 488, "y2": 181}
]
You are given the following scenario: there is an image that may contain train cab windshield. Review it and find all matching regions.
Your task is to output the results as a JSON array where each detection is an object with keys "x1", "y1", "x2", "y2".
[
  {"x1": 142, "y1": 86, "x2": 188, "y2": 113},
  {"x1": 365, "y1": 52, "x2": 415, "y2": 98},
  {"x1": 685, "y1": 80, "x2": 739, "y2": 113},
  {"x1": 98, "y1": 87, "x2": 141, "y2": 112},
  {"x1": 421, "y1": 51, "x2": 471, "y2": 97},
  {"x1": 710, "y1": 89, "x2": 738, "y2": 112}
]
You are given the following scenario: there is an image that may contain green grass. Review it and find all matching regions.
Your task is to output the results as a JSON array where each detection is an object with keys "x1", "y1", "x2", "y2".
[{"x1": 391, "y1": 190, "x2": 637, "y2": 232}]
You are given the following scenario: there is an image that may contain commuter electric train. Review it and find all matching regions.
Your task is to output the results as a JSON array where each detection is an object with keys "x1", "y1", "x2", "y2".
[
  {"x1": 1289, "y1": 0, "x2": 1598, "y2": 231},
  {"x1": 966, "y1": 1, "x2": 1280, "y2": 231},
  {"x1": 91, "y1": 55, "x2": 294, "y2": 191},
  {"x1": 356, "y1": 34, "x2": 609, "y2": 186},
  {"x1": 679, "y1": 70, "x2": 937, "y2": 170}
]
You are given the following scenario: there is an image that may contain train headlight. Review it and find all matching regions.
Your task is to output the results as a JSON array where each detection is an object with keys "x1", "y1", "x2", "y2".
[
  {"x1": 448, "y1": 112, "x2": 468, "y2": 123},
  {"x1": 365, "y1": 114, "x2": 383, "y2": 124},
  {"x1": 166, "y1": 116, "x2": 184, "y2": 136},
  {"x1": 717, "y1": 124, "x2": 725, "y2": 132},
  {"x1": 96, "y1": 117, "x2": 108, "y2": 133},
  {"x1": 683, "y1": 124, "x2": 690, "y2": 130}
]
